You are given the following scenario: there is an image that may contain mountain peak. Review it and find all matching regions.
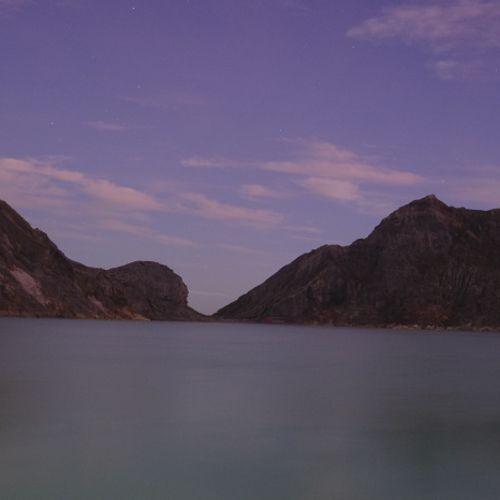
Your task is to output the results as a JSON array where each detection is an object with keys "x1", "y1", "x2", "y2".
[
  {"x1": 0, "y1": 199, "x2": 204, "y2": 320},
  {"x1": 396, "y1": 194, "x2": 450, "y2": 214},
  {"x1": 217, "y1": 196, "x2": 500, "y2": 329},
  {"x1": 411, "y1": 194, "x2": 447, "y2": 207},
  {"x1": 420, "y1": 193, "x2": 439, "y2": 202},
  {"x1": 367, "y1": 194, "x2": 454, "y2": 243}
]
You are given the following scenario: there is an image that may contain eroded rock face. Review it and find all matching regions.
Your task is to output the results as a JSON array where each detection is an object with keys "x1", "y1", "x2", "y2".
[
  {"x1": 216, "y1": 195, "x2": 500, "y2": 329},
  {"x1": 0, "y1": 200, "x2": 204, "y2": 320}
]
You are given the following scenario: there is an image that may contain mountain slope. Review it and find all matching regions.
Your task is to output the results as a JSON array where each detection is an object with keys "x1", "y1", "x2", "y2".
[
  {"x1": 0, "y1": 200, "x2": 204, "y2": 320},
  {"x1": 216, "y1": 195, "x2": 500, "y2": 329}
]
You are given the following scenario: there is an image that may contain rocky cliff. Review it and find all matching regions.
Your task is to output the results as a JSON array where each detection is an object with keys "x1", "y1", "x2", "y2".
[
  {"x1": 216, "y1": 195, "x2": 500, "y2": 329},
  {"x1": 0, "y1": 200, "x2": 204, "y2": 320}
]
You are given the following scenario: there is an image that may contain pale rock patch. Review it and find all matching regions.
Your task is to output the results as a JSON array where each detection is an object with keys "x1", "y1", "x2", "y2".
[{"x1": 9, "y1": 267, "x2": 48, "y2": 305}]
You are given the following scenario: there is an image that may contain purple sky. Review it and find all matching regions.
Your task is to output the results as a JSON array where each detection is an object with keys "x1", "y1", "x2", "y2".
[{"x1": 1, "y1": 0, "x2": 500, "y2": 313}]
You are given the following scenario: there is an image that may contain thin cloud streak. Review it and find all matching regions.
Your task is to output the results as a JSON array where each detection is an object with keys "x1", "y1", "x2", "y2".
[
  {"x1": 0, "y1": 0, "x2": 31, "y2": 11},
  {"x1": 218, "y1": 243, "x2": 271, "y2": 256},
  {"x1": 0, "y1": 158, "x2": 164, "y2": 212},
  {"x1": 284, "y1": 224, "x2": 322, "y2": 234},
  {"x1": 0, "y1": 157, "x2": 289, "y2": 230},
  {"x1": 299, "y1": 177, "x2": 362, "y2": 201},
  {"x1": 183, "y1": 140, "x2": 422, "y2": 187},
  {"x1": 239, "y1": 183, "x2": 288, "y2": 199},
  {"x1": 181, "y1": 192, "x2": 284, "y2": 226},
  {"x1": 83, "y1": 179, "x2": 163, "y2": 211},
  {"x1": 181, "y1": 139, "x2": 424, "y2": 213},
  {"x1": 0, "y1": 157, "x2": 204, "y2": 248},
  {"x1": 348, "y1": 0, "x2": 500, "y2": 80},
  {"x1": 263, "y1": 141, "x2": 424, "y2": 186},
  {"x1": 450, "y1": 177, "x2": 500, "y2": 204},
  {"x1": 348, "y1": 0, "x2": 500, "y2": 51},
  {"x1": 98, "y1": 219, "x2": 198, "y2": 247},
  {"x1": 182, "y1": 157, "x2": 249, "y2": 169},
  {"x1": 270, "y1": 140, "x2": 423, "y2": 215}
]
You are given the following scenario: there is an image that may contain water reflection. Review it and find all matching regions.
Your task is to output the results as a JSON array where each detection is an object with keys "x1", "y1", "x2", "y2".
[{"x1": 1, "y1": 319, "x2": 500, "y2": 499}]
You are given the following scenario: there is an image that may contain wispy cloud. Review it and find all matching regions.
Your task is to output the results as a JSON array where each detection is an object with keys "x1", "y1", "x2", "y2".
[
  {"x1": 449, "y1": 176, "x2": 500, "y2": 204},
  {"x1": 181, "y1": 139, "x2": 423, "y2": 213},
  {"x1": 0, "y1": 0, "x2": 31, "y2": 12},
  {"x1": 264, "y1": 140, "x2": 422, "y2": 213},
  {"x1": 348, "y1": 0, "x2": 500, "y2": 50},
  {"x1": 0, "y1": 157, "x2": 164, "y2": 212},
  {"x1": 185, "y1": 140, "x2": 421, "y2": 187},
  {"x1": 181, "y1": 157, "x2": 248, "y2": 169},
  {"x1": 97, "y1": 219, "x2": 197, "y2": 247},
  {"x1": 284, "y1": 224, "x2": 321, "y2": 234},
  {"x1": 0, "y1": 156, "x2": 291, "y2": 232},
  {"x1": 431, "y1": 58, "x2": 473, "y2": 79},
  {"x1": 282, "y1": 223, "x2": 323, "y2": 242},
  {"x1": 0, "y1": 157, "x2": 204, "y2": 247},
  {"x1": 181, "y1": 192, "x2": 284, "y2": 227},
  {"x1": 348, "y1": 0, "x2": 500, "y2": 79},
  {"x1": 87, "y1": 121, "x2": 130, "y2": 132},
  {"x1": 239, "y1": 183, "x2": 288, "y2": 200},
  {"x1": 265, "y1": 140, "x2": 422, "y2": 186},
  {"x1": 218, "y1": 243, "x2": 270, "y2": 256},
  {"x1": 298, "y1": 177, "x2": 362, "y2": 201},
  {"x1": 84, "y1": 179, "x2": 163, "y2": 211}
]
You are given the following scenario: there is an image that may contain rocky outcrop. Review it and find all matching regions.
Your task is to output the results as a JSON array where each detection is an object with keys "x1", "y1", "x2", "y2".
[
  {"x1": 0, "y1": 200, "x2": 204, "y2": 320},
  {"x1": 216, "y1": 195, "x2": 500, "y2": 329}
]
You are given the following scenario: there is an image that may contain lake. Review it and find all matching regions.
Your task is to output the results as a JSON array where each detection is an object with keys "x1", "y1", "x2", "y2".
[{"x1": 1, "y1": 319, "x2": 500, "y2": 499}]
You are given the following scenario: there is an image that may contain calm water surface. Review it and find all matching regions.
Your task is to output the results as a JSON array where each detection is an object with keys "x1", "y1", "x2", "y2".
[{"x1": 1, "y1": 318, "x2": 500, "y2": 499}]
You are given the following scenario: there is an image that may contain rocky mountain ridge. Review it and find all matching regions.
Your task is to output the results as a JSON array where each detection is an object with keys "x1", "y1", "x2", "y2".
[
  {"x1": 0, "y1": 200, "x2": 203, "y2": 320},
  {"x1": 216, "y1": 195, "x2": 500, "y2": 330}
]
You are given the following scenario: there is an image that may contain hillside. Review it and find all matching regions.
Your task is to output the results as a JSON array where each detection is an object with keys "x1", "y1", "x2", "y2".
[
  {"x1": 216, "y1": 195, "x2": 500, "y2": 329},
  {"x1": 0, "y1": 200, "x2": 204, "y2": 320}
]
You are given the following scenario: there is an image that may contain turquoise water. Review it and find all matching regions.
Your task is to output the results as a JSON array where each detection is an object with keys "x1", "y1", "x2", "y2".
[{"x1": 1, "y1": 318, "x2": 500, "y2": 499}]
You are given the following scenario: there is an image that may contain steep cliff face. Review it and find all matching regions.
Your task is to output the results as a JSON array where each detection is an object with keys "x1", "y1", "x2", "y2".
[
  {"x1": 0, "y1": 200, "x2": 204, "y2": 320},
  {"x1": 216, "y1": 195, "x2": 500, "y2": 329}
]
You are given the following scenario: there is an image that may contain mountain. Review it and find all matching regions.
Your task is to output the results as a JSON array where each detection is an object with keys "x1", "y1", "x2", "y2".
[
  {"x1": 216, "y1": 195, "x2": 500, "y2": 330},
  {"x1": 0, "y1": 200, "x2": 204, "y2": 320}
]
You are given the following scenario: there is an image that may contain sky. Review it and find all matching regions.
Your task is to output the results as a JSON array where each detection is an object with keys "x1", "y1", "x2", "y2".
[{"x1": 1, "y1": 0, "x2": 500, "y2": 314}]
